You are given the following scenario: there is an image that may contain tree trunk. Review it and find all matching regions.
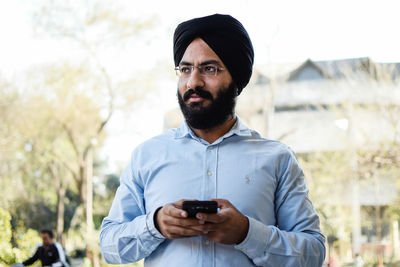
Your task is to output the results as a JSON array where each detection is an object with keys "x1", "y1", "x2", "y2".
[
  {"x1": 57, "y1": 186, "x2": 66, "y2": 245},
  {"x1": 78, "y1": 163, "x2": 87, "y2": 221},
  {"x1": 86, "y1": 147, "x2": 100, "y2": 267},
  {"x1": 50, "y1": 162, "x2": 65, "y2": 245}
]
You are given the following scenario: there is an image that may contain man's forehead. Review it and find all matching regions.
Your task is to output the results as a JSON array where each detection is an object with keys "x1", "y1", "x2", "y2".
[{"x1": 180, "y1": 38, "x2": 225, "y2": 66}]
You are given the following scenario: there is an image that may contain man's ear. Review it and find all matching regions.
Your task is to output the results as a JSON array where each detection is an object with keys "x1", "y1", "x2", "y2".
[
  {"x1": 234, "y1": 85, "x2": 241, "y2": 97},
  {"x1": 231, "y1": 82, "x2": 239, "y2": 97}
]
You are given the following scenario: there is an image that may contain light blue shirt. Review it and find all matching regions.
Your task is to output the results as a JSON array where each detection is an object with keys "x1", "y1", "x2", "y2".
[{"x1": 100, "y1": 117, "x2": 325, "y2": 267}]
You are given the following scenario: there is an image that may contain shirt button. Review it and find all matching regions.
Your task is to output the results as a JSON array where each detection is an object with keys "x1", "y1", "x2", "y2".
[
  {"x1": 209, "y1": 146, "x2": 213, "y2": 150},
  {"x1": 205, "y1": 240, "x2": 210, "y2": 245},
  {"x1": 207, "y1": 171, "x2": 212, "y2": 176}
]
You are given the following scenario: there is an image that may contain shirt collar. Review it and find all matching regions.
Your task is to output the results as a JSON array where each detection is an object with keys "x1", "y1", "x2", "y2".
[{"x1": 174, "y1": 115, "x2": 252, "y2": 141}]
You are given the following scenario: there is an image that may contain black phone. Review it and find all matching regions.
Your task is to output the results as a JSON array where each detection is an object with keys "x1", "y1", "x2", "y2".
[{"x1": 182, "y1": 200, "x2": 218, "y2": 218}]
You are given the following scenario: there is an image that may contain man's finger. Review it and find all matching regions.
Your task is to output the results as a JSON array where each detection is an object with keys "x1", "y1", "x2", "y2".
[
  {"x1": 195, "y1": 212, "x2": 226, "y2": 224},
  {"x1": 173, "y1": 199, "x2": 198, "y2": 208},
  {"x1": 165, "y1": 217, "x2": 204, "y2": 227},
  {"x1": 164, "y1": 204, "x2": 188, "y2": 218},
  {"x1": 210, "y1": 198, "x2": 231, "y2": 209}
]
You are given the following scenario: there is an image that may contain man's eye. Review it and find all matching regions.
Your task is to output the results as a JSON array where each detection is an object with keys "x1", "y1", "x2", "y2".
[
  {"x1": 204, "y1": 65, "x2": 217, "y2": 73},
  {"x1": 180, "y1": 66, "x2": 191, "y2": 73}
]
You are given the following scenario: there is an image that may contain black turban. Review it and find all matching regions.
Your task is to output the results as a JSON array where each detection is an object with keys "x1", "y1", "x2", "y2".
[{"x1": 173, "y1": 14, "x2": 254, "y2": 95}]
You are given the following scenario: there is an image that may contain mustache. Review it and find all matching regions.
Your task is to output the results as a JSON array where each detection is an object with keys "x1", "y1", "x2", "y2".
[{"x1": 183, "y1": 87, "x2": 213, "y2": 102}]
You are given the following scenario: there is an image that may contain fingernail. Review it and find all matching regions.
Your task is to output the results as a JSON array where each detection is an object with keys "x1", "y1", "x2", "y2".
[
  {"x1": 203, "y1": 231, "x2": 208, "y2": 234},
  {"x1": 196, "y1": 214, "x2": 202, "y2": 219},
  {"x1": 181, "y1": 212, "x2": 186, "y2": 217}
]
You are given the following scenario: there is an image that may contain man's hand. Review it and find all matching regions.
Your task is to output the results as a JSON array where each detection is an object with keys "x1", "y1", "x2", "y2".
[
  {"x1": 192, "y1": 199, "x2": 249, "y2": 245},
  {"x1": 156, "y1": 199, "x2": 205, "y2": 239}
]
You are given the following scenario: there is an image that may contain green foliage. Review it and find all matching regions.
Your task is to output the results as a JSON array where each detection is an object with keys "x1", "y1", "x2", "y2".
[
  {"x1": 0, "y1": 208, "x2": 14, "y2": 264},
  {"x1": 12, "y1": 198, "x2": 56, "y2": 231},
  {"x1": 63, "y1": 189, "x2": 81, "y2": 231},
  {"x1": 299, "y1": 151, "x2": 353, "y2": 234},
  {"x1": 92, "y1": 173, "x2": 121, "y2": 230},
  {"x1": 105, "y1": 174, "x2": 120, "y2": 193},
  {"x1": 0, "y1": 208, "x2": 40, "y2": 265},
  {"x1": 0, "y1": 208, "x2": 12, "y2": 246},
  {"x1": 14, "y1": 229, "x2": 41, "y2": 263}
]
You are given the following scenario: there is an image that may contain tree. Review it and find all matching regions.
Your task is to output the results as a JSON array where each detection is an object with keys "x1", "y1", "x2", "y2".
[{"x1": 26, "y1": 1, "x2": 158, "y2": 265}]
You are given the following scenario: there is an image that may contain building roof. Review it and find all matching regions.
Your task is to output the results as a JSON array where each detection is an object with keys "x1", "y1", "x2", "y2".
[
  {"x1": 287, "y1": 59, "x2": 333, "y2": 81},
  {"x1": 285, "y1": 57, "x2": 400, "y2": 82}
]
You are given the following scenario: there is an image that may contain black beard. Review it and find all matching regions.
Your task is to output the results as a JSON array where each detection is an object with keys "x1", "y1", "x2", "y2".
[{"x1": 177, "y1": 83, "x2": 237, "y2": 130}]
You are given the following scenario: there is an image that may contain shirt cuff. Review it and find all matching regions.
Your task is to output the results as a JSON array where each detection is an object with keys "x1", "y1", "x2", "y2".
[
  {"x1": 234, "y1": 216, "x2": 271, "y2": 259},
  {"x1": 145, "y1": 208, "x2": 165, "y2": 240}
]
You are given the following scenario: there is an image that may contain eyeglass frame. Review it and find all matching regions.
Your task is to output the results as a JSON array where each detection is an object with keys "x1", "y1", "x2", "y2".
[{"x1": 174, "y1": 63, "x2": 225, "y2": 77}]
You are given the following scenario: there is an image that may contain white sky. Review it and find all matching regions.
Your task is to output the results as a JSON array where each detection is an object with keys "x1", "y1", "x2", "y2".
[
  {"x1": 2, "y1": 0, "x2": 400, "y2": 71},
  {"x1": 1, "y1": 0, "x2": 400, "y2": 171}
]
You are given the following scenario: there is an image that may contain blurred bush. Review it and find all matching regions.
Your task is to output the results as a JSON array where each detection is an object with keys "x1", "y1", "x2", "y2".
[{"x1": 0, "y1": 208, "x2": 41, "y2": 265}]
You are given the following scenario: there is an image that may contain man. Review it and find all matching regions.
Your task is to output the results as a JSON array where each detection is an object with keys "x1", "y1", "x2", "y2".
[
  {"x1": 100, "y1": 14, "x2": 325, "y2": 266},
  {"x1": 22, "y1": 230, "x2": 69, "y2": 267}
]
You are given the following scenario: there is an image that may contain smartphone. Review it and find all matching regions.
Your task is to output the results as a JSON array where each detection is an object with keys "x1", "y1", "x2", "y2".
[{"x1": 182, "y1": 200, "x2": 218, "y2": 218}]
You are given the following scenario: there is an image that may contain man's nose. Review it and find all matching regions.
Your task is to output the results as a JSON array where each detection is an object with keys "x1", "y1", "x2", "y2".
[{"x1": 186, "y1": 68, "x2": 205, "y2": 89}]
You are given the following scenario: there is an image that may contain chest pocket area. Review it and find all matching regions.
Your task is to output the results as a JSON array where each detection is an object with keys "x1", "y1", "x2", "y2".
[{"x1": 216, "y1": 154, "x2": 276, "y2": 222}]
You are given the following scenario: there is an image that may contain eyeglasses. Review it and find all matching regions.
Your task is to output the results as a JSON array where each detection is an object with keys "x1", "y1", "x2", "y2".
[{"x1": 174, "y1": 64, "x2": 225, "y2": 77}]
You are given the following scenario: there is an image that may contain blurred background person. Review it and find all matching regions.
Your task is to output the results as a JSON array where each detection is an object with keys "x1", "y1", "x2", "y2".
[{"x1": 21, "y1": 229, "x2": 70, "y2": 267}]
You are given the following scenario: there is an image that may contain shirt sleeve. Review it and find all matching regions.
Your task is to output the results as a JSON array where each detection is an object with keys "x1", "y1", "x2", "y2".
[
  {"x1": 234, "y1": 148, "x2": 326, "y2": 267},
  {"x1": 100, "y1": 161, "x2": 166, "y2": 264},
  {"x1": 22, "y1": 247, "x2": 40, "y2": 266}
]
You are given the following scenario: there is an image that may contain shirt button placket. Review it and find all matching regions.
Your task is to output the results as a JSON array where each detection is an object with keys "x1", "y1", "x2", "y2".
[
  {"x1": 203, "y1": 145, "x2": 216, "y2": 267},
  {"x1": 204, "y1": 144, "x2": 217, "y2": 200}
]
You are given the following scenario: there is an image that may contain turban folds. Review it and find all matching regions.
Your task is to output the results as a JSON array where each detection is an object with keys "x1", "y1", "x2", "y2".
[{"x1": 173, "y1": 14, "x2": 254, "y2": 95}]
